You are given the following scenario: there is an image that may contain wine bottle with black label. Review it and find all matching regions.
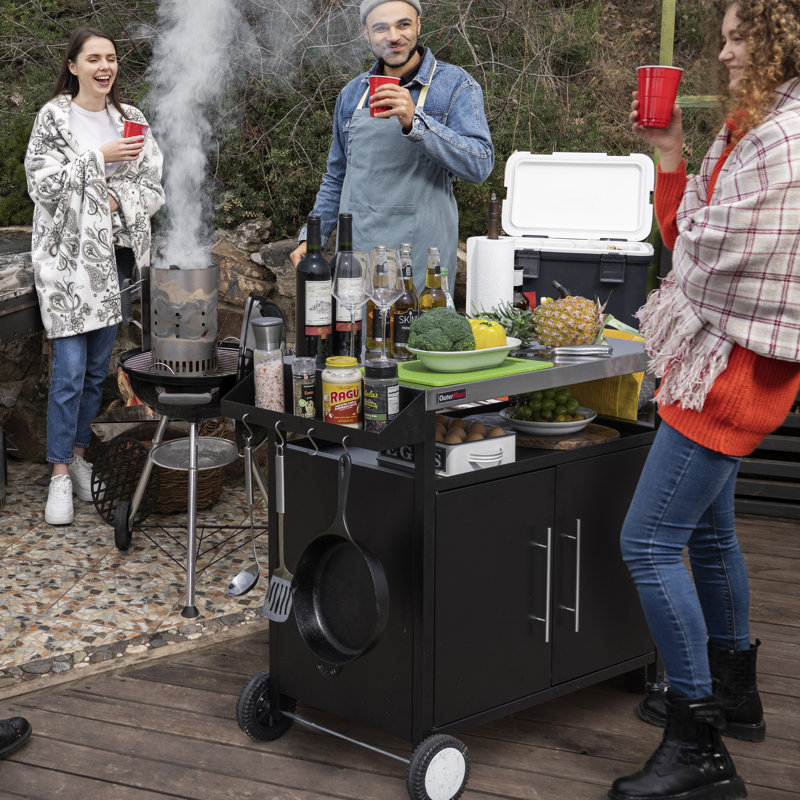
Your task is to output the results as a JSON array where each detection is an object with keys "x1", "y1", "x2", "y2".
[
  {"x1": 391, "y1": 243, "x2": 418, "y2": 360},
  {"x1": 295, "y1": 214, "x2": 332, "y2": 363},
  {"x1": 331, "y1": 213, "x2": 362, "y2": 358}
]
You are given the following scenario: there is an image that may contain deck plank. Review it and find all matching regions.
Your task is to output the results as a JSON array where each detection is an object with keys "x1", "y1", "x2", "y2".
[{"x1": 2, "y1": 512, "x2": 797, "y2": 800}]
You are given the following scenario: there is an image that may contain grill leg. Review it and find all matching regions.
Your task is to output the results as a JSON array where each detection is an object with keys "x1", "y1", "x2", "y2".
[{"x1": 181, "y1": 421, "x2": 200, "y2": 618}]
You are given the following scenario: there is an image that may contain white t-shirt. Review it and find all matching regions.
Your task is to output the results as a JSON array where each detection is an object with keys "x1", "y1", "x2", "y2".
[{"x1": 69, "y1": 101, "x2": 121, "y2": 177}]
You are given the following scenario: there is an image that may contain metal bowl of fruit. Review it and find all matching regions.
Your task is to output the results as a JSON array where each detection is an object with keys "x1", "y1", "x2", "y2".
[{"x1": 500, "y1": 386, "x2": 596, "y2": 435}]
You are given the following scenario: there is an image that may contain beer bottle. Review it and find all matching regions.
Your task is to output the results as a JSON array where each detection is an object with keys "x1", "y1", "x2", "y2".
[
  {"x1": 391, "y1": 243, "x2": 418, "y2": 360},
  {"x1": 418, "y1": 247, "x2": 447, "y2": 313}
]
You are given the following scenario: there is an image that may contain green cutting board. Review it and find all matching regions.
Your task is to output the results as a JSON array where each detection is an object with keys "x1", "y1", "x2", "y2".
[{"x1": 397, "y1": 356, "x2": 553, "y2": 387}]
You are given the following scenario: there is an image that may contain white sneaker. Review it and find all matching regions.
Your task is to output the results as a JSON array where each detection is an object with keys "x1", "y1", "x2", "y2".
[
  {"x1": 45, "y1": 475, "x2": 74, "y2": 525},
  {"x1": 68, "y1": 456, "x2": 98, "y2": 502}
]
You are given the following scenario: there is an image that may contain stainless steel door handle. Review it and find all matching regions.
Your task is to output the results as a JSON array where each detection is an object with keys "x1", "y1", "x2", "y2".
[
  {"x1": 530, "y1": 527, "x2": 553, "y2": 643},
  {"x1": 559, "y1": 519, "x2": 582, "y2": 633}
]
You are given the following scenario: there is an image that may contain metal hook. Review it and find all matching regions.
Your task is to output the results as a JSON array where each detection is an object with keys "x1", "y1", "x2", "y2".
[
  {"x1": 241, "y1": 413, "x2": 254, "y2": 447},
  {"x1": 274, "y1": 420, "x2": 285, "y2": 451},
  {"x1": 306, "y1": 428, "x2": 320, "y2": 456},
  {"x1": 341, "y1": 435, "x2": 351, "y2": 456}
]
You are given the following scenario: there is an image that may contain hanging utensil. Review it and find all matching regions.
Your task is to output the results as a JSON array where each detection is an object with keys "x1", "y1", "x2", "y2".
[
  {"x1": 228, "y1": 419, "x2": 261, "y2": 597},
  {"x1": 264, "y1": 425, "x2": 293, "y2": 621}
]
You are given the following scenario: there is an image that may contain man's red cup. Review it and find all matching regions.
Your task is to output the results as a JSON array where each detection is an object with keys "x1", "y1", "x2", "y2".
[
  {"x1": 369, "y1": 75, "x2": 400, "y2": 116},
  {"x1": 123, "y1": 120, "x2": 149, "y2": 139},
  {"x1": 637, "y1": 66, "x2": 683, "y2": 128}
]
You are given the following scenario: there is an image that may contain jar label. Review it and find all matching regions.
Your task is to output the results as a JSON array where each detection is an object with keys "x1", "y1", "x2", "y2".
[
  {"x1": 364, "y1": 383, "x2": 399, "y2": 432},
  {"x1": 323, "y1": 379, "x2": 362, "y2": 425},
  {"x1": 293, "y1": 379, "x2": 316, "y2": 418}
]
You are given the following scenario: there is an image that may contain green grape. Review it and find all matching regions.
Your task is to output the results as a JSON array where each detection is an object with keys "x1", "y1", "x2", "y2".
[
  {"x1": 565, "y1": 398, "x2": 580, "y2": 414},
  {"x1": 541, "y1": 398, "x2": 555, "y2": 411},
  {"x1": 553, "y1": 404, "x2": 567, "y2": 416}
]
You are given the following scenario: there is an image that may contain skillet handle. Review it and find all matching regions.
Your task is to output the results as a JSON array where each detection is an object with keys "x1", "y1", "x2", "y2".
[{"x1": 335, "y1": 452, "x2": 353, "y2": 541}]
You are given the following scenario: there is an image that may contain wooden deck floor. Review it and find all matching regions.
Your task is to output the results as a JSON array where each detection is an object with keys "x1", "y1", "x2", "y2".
[{"x1": 2, "y1": 514, "x2": 798, "y2": 800}]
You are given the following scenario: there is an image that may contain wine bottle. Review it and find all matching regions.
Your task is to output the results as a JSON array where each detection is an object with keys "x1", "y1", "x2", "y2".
[
  {"x1": 295, "y1": 214, "x2": 332, "y2": 363},
  {"x1": 331, "y1": 213, "x2": 362, "y2": 358},
  {"x1": 391, "y1": 243, "x2": 418, "y2": 360},
  {"x1": 512, "y1": 261, "x2": 530, "y2": 311},
  {"x1": 418, "y1": 247, "x2": 447, "y2": 313}
]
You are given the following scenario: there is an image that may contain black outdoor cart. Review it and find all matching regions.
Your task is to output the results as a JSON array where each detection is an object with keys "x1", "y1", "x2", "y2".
[{"x1": 220, "y1": 337, "x2": 657, "y2": 800}]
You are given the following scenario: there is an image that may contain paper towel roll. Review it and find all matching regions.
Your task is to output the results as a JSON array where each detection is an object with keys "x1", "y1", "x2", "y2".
[{"x1": 466, "y1": 236, "x2": 515, "y2": 316}]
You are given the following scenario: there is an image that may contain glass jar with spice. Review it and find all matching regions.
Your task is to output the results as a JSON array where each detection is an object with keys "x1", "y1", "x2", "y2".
[{"x1": 251, "y1": 317, "x2": 284, "y2": 412}]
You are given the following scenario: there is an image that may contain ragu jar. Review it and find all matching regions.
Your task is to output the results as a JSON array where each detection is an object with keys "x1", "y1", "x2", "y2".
[{"x1": 321, "y1": 356, "x2": 362, "y2": 428}]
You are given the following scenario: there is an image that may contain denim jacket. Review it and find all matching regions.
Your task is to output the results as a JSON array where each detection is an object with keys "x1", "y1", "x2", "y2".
[{"x1": 303, "y1": 48, "x2": 494, "y2": 245}]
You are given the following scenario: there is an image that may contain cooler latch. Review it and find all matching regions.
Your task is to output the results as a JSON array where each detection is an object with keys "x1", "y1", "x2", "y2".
[
  {"x1": 516, "y1": 248, "x2": 540, "y2": 280},
  {"x1": 599, "y1": 251, "x2": 626, "y2": 284}
]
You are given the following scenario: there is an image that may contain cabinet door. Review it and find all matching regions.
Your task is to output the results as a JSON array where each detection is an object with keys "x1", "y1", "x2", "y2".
[
  {"x1": 551, "y1": 446, "x2": 653, "y2": 684},
  {"x1": 434, "y1": 470, "x2": 555, "y2": 726}
]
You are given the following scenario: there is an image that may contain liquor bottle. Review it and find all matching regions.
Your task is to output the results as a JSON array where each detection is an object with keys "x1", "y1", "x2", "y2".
[
  {"x1": 295, "y1": 214, "x2": 332, "y2": 363},
  {"x1": 418, "y1": 247, "x2": 447, "y2": 313},
  {"x1": 441, "y1": 262, "x2": 455, "y2": 310},
  {"x1": 330, "y1": 213, "x2": 363, "y2": 357},
  {"x1": 512, "y1": 261, "x2": 530, "y2": 311},
  {"x1": 366, "y1": 246, "x2": 390, "y2": 352},
  {"x1": 391, "y1": 243, "x2": 418, "y2": 360}
]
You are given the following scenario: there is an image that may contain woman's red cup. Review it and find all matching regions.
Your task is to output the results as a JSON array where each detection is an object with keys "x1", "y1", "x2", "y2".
[
  {"x1": 123, "y1": 120, "x2": 149, "y2": 139},
  {"x1": 637, "y1": 66, "x2": 683, "y2": 128},
  {"x1": 369, "y1": 75, "x2": 400, "y2": 116}
]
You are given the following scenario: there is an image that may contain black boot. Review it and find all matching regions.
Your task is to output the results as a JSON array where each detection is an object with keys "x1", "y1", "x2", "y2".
[
  {"x1": 638, "y1": 641, "x2": 765, "y2": 742},
  {"x1": 610, "y1": 694, "x2": 747, "y2": 800},
  {"x1": 0, "y1": 716, "x2": 32, "y2": 759}
]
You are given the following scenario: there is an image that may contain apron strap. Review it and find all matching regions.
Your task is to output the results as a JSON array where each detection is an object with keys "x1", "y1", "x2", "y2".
[{"x1": 356, "y1": 60, "x2": 437, "y2": 111}]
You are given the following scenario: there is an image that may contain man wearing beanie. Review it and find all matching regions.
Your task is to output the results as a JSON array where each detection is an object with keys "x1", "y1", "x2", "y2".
[{"x1": 290, "y1": 0, "x2": 493, "y2": 294}]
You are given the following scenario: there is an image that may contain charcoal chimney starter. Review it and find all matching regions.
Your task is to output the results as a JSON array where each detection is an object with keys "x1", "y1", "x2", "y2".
[{"x1": 150, "y1": 265, "x2": 219, "y2": 374}]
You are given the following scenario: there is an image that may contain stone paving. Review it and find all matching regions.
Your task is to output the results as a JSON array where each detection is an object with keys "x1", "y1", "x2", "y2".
[{"x1": 0, "y1": 456, "x2": 269, "y2": 696}]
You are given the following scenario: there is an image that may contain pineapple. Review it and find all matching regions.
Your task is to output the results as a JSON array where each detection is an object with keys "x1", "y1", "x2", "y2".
[{"x1": 532, "y1": 281, "x2": 605, "y2": 346}]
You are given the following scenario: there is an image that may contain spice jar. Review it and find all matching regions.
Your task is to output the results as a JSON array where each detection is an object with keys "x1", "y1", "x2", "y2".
[
  {"x1": 291, "y1": 356, "x2": 317, "y2": 419},
  {"x1": 251, "y1": 316, "x2": 284, "y2": 412},
  {"x1": 363, "y1": 360, "x2": 399, "y2": 433},
  {"x1": 322, "y1": 356, "x2": 362, "y2": 428}
]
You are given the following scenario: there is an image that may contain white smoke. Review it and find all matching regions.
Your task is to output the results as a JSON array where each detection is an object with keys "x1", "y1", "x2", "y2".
[
  {"x1": 146, "y1": 0, "x2": 367, "y2": 269},
  {"x1": 148, "y1": 0, "x2": 256, "y2": 269}
]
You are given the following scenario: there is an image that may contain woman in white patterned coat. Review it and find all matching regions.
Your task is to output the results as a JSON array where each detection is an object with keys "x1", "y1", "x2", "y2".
[{"x1": 25, "y1": 27, "x2": 165, "y2": 525}]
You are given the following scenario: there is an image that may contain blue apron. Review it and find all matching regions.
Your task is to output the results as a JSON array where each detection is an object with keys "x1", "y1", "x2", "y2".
[{"x1": 339, "y1": 62, "x2": 458, "y2": 293}]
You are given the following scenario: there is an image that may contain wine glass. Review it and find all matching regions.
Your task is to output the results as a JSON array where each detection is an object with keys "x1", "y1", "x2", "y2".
[
  {"x1": 332, "y1": 250, "x2": 368, "y2": 359},
  {"x1": 365, "y1": 246, "x2": 404, "y2": 362}
]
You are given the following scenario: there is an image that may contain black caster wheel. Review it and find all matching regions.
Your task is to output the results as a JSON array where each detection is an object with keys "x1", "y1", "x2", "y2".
[
  {"x1": 114, "y1": 500, "x2": 133, "y2": 550},
  {"x1": 407, "y1": 734, "x2": 470, "y2": 800},
  {"x1": 236, "y1": 671, "x2": 296, "y2": 742}
]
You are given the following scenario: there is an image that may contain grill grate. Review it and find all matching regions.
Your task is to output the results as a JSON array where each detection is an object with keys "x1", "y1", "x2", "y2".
[{"x1": 125, "y1": 346, "x2": 239, "y2": 378}]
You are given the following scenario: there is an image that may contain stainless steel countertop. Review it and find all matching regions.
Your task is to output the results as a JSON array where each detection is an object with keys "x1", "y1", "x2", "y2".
[{"x1": 407, "y1": 337, "x2": 647, "y2": 411}]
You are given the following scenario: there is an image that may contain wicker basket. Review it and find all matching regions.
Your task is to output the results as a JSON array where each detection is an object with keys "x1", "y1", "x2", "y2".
[{"x1": 153, "y1": 418, "x2": 233, "y2": 514}]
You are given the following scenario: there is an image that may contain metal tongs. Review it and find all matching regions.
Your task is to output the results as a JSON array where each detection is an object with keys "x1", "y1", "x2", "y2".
[{"x1": 543, "y1": 343, "x2": 614, "y2": 362}]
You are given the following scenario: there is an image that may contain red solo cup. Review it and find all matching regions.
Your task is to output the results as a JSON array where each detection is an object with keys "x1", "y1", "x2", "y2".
[
  {"x1": 369, "y1": 75, "x2": 400, "y2": 116},
  {"x1": 123, "y1": 120, "x2": 149, "y2": 139},
  {"x1": 637, "y1": 66, "x2": 683, "y2": 128}
]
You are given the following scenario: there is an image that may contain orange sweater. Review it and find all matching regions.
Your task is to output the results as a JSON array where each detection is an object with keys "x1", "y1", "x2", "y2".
[{"x1": 654, "y1": 161, "x2": 800, "y2": 456}]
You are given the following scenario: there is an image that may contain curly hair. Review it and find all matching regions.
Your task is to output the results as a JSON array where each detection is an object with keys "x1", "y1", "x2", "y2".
[{"x1": 713, "y1": 0, "x2": 800, "y2": 136}]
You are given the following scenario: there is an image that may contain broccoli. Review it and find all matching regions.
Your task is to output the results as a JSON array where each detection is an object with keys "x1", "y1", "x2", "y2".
[{"x1": 407, "y1": 307, "x2": 476, "y2": 351}]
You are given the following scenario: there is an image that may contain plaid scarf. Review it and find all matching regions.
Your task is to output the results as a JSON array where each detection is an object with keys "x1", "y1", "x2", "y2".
[{"x1": 637, "y1": 77, "x2": 800, "y2": 410}]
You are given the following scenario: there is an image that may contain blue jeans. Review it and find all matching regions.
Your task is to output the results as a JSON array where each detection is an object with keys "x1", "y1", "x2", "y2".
[
  {"x1": 47, "y1": 324, "x2": 118, "y2": 464},
  {"x1": 620, "y1": 421, "x2": 749, "y2": 698}
]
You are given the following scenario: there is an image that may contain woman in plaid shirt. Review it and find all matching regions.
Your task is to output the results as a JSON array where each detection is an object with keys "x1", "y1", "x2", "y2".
[{"x1": 611, "y1": 2, "x2": 800, "y2": 799}]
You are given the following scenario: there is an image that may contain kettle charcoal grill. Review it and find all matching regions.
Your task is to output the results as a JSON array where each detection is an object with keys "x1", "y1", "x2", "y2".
[{"x1": 98, "y1": 272, "x2": 277, "y2": 618}]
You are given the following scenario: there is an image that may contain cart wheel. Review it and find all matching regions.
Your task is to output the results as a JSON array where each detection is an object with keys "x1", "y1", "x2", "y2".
[
  {"x1": 236, "y1": 671, "x2": 296, "y2": 742},
  {"x1": 114, "y1": 501, "x2": 133, "y2": 551},
  {"x1": 407, "y1": 734, "x2": 470, "y2": 800}
]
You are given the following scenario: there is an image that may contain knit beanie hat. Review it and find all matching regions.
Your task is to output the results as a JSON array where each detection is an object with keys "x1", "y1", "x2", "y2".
[{"x1": 360, "y1": 0, "x2": 423, "y2": 25}]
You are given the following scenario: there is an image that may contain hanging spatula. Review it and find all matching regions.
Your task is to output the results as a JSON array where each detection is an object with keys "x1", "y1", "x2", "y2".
[{"x1": 263, "y1": 439, "x2": 293, "y2": 622}]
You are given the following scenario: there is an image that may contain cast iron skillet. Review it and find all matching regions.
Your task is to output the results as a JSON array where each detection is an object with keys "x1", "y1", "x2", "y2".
[{"x1": 292, "y1": 451, "x2": 389, "y2": 666}]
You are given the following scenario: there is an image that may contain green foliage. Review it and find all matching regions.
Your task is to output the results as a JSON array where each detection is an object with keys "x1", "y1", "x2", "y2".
[
  {"x1": 0, "y1": 0, "x2": 718, "y2": 243},
  {"x1": 0, "y1": 116, "x2": 33, "y2": 225}
]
